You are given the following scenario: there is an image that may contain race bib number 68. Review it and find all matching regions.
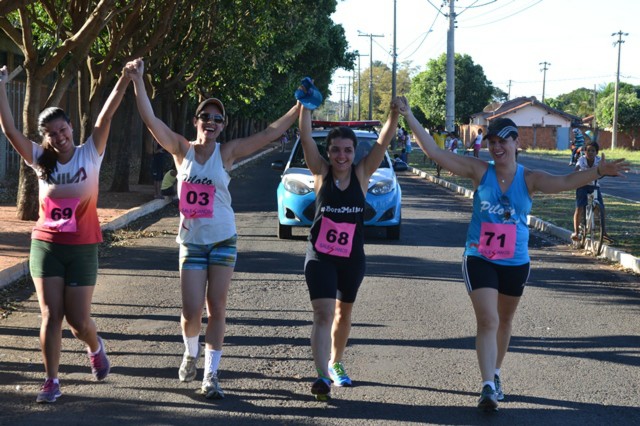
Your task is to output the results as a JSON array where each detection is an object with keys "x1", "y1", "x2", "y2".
[{"x1": 314, "y1": 216, "x2": 355, "y2": 258}]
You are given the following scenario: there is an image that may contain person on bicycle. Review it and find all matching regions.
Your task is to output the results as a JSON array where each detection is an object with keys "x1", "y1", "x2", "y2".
[
  {"x1": 571, "y1": 141, "x2": 613, "y2": 243},
  {"x1": 569, "y1": 125, "x2": 585, "y2": 166}
]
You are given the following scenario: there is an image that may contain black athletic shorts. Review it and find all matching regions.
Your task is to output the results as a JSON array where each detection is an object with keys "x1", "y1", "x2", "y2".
[
  {"x1": 304, "y1": 242, "x2": 366, "y2": 303},
  {"x1": 462, "y1": 255, "x2": 530, "y2": 297}
]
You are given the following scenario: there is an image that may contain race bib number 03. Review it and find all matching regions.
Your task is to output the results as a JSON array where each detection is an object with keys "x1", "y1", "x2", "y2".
[
  {"x1": 180, "y1": 182, "x2": 215, "y2": 218},
  {"x1": 478, "y1": 222, "x2": 516, "y2": 260},
  {"x1": 43, "y1": 197, "x2": 80, "y2": 232},
  {"x1": 314, "y1": 216, "x2": 355, "y2": 258}
]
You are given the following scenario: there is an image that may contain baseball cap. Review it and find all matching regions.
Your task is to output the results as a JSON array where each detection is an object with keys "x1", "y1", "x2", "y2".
[
  {"x1": 484, "y1": 117, "x2": 518, "y2": 140},
  {"x1": 195, "y1": 98, "x2": 226, "y2": 119}
]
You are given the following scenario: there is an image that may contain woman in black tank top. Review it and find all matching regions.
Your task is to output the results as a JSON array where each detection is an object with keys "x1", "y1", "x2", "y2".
[{"x1": 298, "y1": 101, "x2": 401, "y2": 400}]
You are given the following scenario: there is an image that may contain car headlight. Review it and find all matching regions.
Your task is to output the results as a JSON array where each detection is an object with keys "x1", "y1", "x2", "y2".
[
  {"x1": 283, "y1": 176, "x2": 313, "y2": 195},
  {"x1": 368, "y1": 179, "x2": 395, "y2": 195}
]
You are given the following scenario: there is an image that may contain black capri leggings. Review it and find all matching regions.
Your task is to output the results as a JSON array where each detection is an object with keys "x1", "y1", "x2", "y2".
[{"x1": 304, "y1": 244, "x2": 366, "y2": 303}]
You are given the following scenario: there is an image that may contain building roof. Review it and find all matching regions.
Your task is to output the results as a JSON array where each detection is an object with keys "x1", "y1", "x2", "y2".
[{"x1": 471, "y1": 96, "x2": 582, "y2": 124}]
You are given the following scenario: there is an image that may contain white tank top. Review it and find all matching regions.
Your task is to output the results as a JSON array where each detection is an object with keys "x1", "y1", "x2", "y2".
[{"x1": 176, "y1": 142, "x2": 236, "y2": 244}]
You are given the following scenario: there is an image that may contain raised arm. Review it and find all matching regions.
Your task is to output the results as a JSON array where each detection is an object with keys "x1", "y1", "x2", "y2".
[
  {"x1": 222, "y1": 102, "x2": 300, "y2": 167},
  {"x1": 298, "y1": 105, "x2": 328, "y2": 177},
  {"x1": 359, "y1": 100, "x2": 400, "y2": 177},
  {"x1": 91, "y1": 69, "x2": 132, "y2": 155},
  {"x1": 396, "y1": 96, "x2": 485, "y2": 183},
  {"x1": 526, "y1": 152, "x2": 630, "y2": 195},
  {"x1": 0, "y1": 66, "x2": 32, "y2": 163},
  {"x1": 125, "y1": 58, "x2": 187, "y2": 157}
]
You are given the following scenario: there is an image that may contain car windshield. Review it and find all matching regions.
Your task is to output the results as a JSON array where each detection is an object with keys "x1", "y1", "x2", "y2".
[{"x1": 290, "y1": 135, "x2": 389, "y2": 169}]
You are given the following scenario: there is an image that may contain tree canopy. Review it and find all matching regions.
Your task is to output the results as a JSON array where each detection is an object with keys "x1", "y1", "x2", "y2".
[
  {"x1": 407, "y1": 53, "x2": 496, "y2": 128},
  {"x1": 0, "y1": 0, "x2": 352, "y2": 219}
]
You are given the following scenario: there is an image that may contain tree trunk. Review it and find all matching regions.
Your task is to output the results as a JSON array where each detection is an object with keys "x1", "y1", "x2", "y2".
[
  {"x1": 16, "y1": 72, "x2": 43, "y2": 220},
  {"x1": 108, "y1": 91, "x2": 134, "y2": 192}
]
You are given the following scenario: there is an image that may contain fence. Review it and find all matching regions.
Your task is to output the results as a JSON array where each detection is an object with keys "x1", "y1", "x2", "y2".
[{"x1": 0, "y1": 80, "x2": 24, "y2": 181}]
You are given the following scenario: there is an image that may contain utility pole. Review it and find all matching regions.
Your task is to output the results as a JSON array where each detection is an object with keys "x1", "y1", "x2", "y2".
[
  {"x1": 445, "y1": 0, "x2": 456, "y2": 132},
  {"x1": 611, "y1": 30, "x2": 628, "y2": 149},
  {"x1": 392, "y1": 0, "x2": 397, "y2": 99},
  {"x1": 355, "y1": 51, "x2": 368, "y2": 120},
  {"x1": 507, "y1": 80, "x2": 512, "y2": 100},
  {"x1": 359, "y1": 31, "x2": 383, "y2": 120},
  {"x1": 539, "y1": 61, "x2": 550, "y2": 103},
  {"x1": 339, "y1": 76, "x2": 352, "y2": 120}
]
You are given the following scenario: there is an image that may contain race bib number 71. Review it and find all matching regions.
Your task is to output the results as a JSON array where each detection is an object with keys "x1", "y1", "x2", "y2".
[{"x1": 478, "y1": 222, "x2": 517, "y2": 260}]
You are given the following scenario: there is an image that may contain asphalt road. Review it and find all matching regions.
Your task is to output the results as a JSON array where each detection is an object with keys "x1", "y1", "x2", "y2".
[
  {"x1": 1, "y1": 149, "x2": 639, "y2": 425},
  {"x1": 492, "y1": 151, "x2": 640, "y2": 203}
]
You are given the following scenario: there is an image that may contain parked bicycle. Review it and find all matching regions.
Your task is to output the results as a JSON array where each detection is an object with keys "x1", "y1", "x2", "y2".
[{"x1": 577, "y1": 184, "x2": 605, "y2": 256}]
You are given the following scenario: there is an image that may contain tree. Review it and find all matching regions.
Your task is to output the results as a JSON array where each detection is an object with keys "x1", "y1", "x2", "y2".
[
  {"x1": 1, "y1": 0, "x2": 352, "y2": 216},
  {"x1": 596, "y1": 90, "x2": 640, "y2": 134},
  {"x1": 547, "y1": 87, "x2": 596, "y2": 118},
  {"x1": 355, "y1": 61, "x2": 412, "y2": 122},
  {"x1": 408, "y1": 53, "x2": 495, "y2": 128}
]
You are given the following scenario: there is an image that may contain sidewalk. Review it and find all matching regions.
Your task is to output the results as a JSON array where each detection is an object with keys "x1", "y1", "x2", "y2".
[{"x1": 0, "y1": 144, "x2": 280, "y2": 289}]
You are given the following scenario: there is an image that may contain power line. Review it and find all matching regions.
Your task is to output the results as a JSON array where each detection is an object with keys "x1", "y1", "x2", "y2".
[{"x1": 460, "y1": 0, "x2": 542, "y2": 29}]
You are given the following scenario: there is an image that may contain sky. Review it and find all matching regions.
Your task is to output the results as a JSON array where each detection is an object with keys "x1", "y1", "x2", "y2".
[{"x1": 328, "y1": 0, "x2": 639, "y2": 103}]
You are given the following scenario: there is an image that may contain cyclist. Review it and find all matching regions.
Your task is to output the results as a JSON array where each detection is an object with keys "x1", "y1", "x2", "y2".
[
  {"x1": 572, "y1": 141, "x2": 613, "y2": 243},
  {"x1": 569, "y1": 125, "x2": 585, "y2": 166}
]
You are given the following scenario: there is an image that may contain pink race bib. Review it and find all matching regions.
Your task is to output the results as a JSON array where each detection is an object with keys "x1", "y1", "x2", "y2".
[
  {"x1": 314, "y1": 216, "x2": 355, "y2": 258},
  {"x1": 179, "y1": 182, "x2": 215, "y2": 218},
  {"x1": 42, "y1": 197, "x2": 80, "y2": 232},
  {"x1": 478, "y1": 222, "x2": 517, "y2": 260}
]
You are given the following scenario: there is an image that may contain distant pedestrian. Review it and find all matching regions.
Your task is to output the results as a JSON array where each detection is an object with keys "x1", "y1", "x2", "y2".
[
  {"x1": 0, "y1": 64, "x2": 131, "y2": 403},
  {"x1": 126, "y1": 58, "x2": 300, "y2": 400},
  {"x1": 161, "y1": 168, "x2": 178, "y2": 201},
  {"x1": 152, "y1": 142, "x2": 167, "y2": 199},
  {"x1": 396, "y1": 96, "x2": 630, "y2": 412},
  {"x1": 473, "y1": 129, "x2": 483, "y2": 158}
]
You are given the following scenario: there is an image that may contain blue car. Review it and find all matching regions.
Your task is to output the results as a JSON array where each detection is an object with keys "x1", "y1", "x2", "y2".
[{"x1": 271, "y1": 121, "x2": 402, "y2": 239}]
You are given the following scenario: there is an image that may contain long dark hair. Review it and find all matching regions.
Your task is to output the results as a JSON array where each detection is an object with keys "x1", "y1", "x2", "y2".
[
  {"x1": 326, "y1": 126, "x2": 358, "y2": 150},
  {"x1": 37, "y1": 107, "x2": 72, "y2": 182}
]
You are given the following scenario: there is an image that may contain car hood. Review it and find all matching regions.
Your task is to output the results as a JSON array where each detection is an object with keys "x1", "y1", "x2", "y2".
[{"x1": 283, "y1": 166, "x2": 395, "y2": 189}]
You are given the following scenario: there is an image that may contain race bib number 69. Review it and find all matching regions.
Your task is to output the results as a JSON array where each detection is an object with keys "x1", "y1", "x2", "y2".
[{"x1": 43, "y1": 197, "x2": 80, "y2": 232}]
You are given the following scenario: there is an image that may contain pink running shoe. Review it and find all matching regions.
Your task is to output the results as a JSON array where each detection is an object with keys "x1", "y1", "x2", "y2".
[
  {"x1": 89, "y1": 336, "x2": 111, "y2": 381},
  {"x1": 36, "y1": 378, "x2": 62, "y2": 403}
]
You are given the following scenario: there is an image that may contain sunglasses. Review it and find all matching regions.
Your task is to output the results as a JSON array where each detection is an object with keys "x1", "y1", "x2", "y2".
[
  {"x1": 499, "y1": 195, "x2": 512, "y2": 221},
  {"x1": 197, "y1": 113, "x2": 224, "y2": 124}
]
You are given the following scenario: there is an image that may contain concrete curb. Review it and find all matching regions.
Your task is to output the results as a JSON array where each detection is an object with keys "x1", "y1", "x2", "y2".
[
  {"x1": 0, "y1": 145, "x2": 279, "y2": 290},
  {"x1": 410, "y1": 166, "x2": 640, "y2": 274}
]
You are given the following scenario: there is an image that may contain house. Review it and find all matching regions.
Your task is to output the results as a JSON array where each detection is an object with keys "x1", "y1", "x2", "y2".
[{"x1": 462, "y1": 96, "x2": 582, "y2": 150}]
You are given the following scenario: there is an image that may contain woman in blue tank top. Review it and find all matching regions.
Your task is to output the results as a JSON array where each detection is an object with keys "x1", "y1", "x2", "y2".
[{"x1": 396, "y1": 97, "x2": 629, "y2": 412}]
